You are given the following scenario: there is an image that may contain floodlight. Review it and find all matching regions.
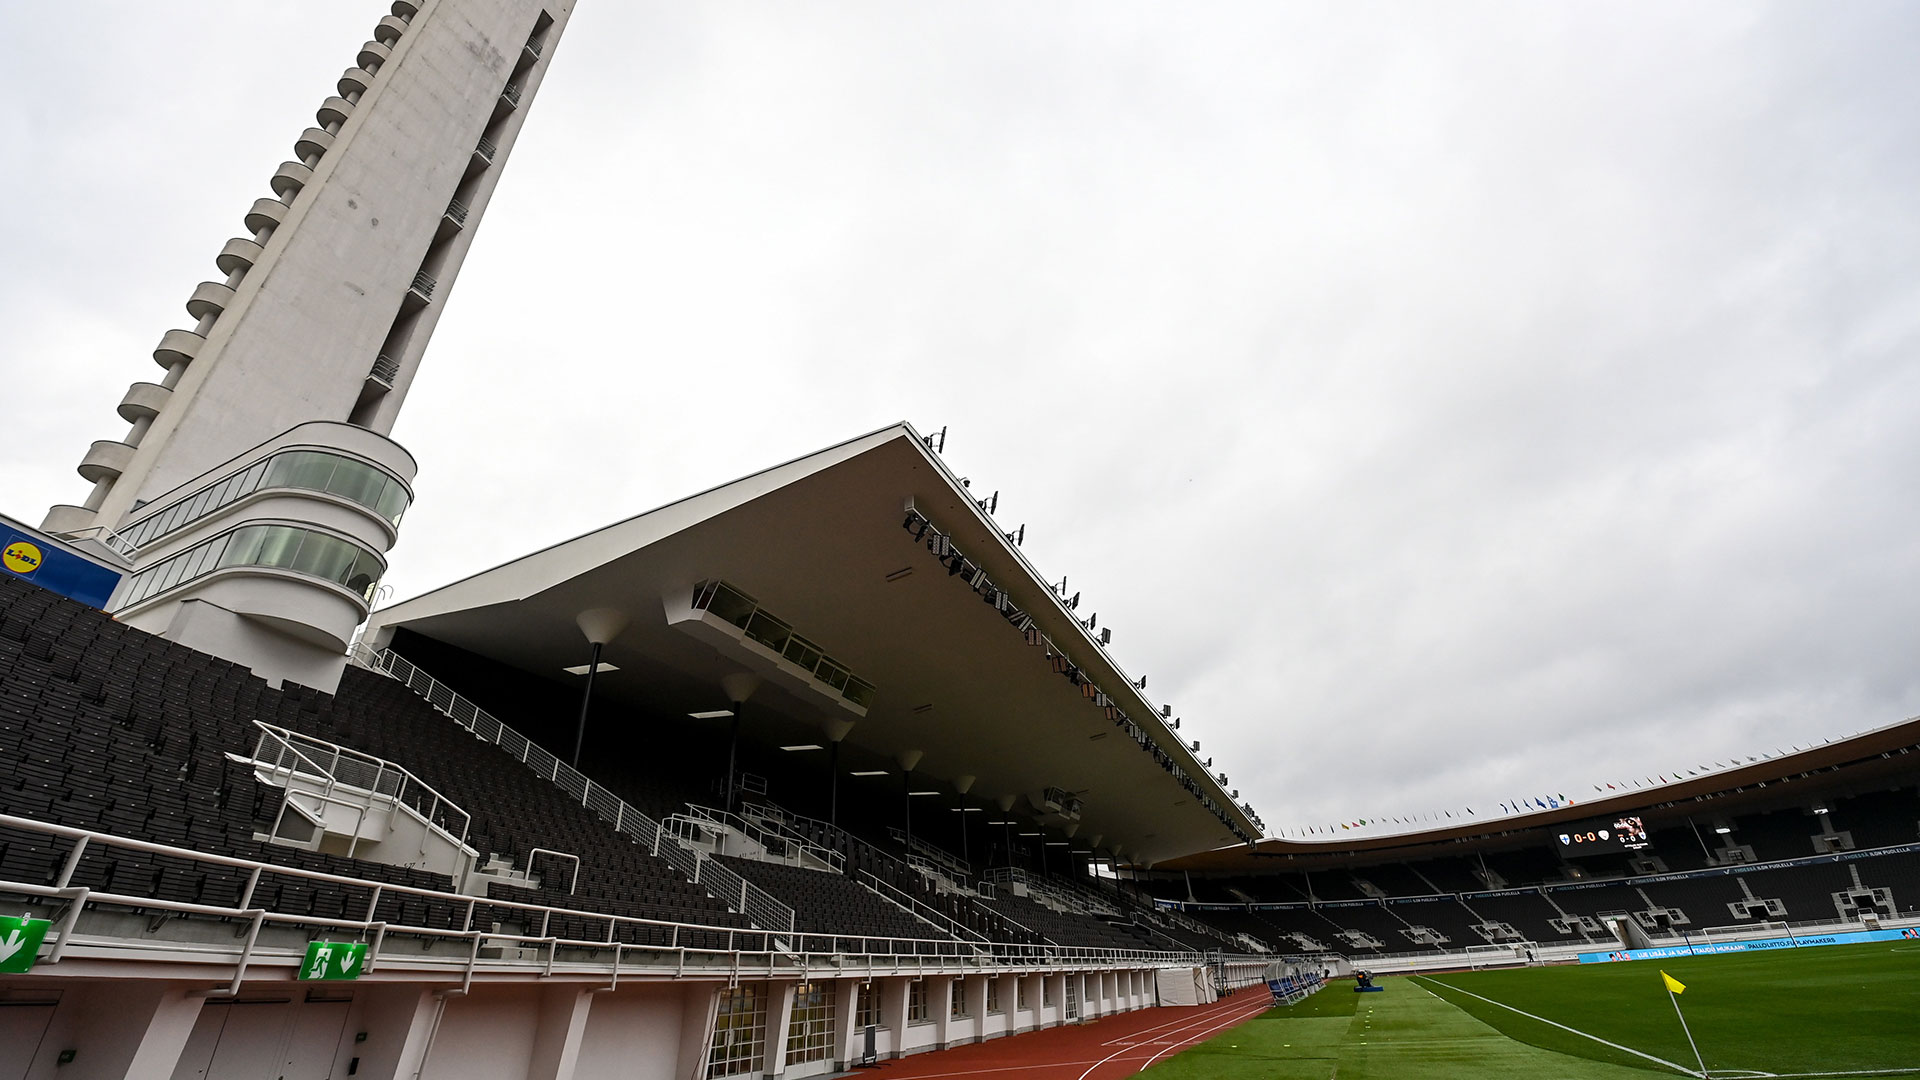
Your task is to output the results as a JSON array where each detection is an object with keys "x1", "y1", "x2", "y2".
[
  {"x1": 850, "y1": 770, "x2": 889, "y2": 777},
  {"x1": 780, "y1": 744, "x2": 824, "y2": 752},
  {"x1": 688, "y1": 709, "x2": 733, "y2": 719},
  {"x1": 562, "y1": 662, "x2": 620, "y2": 675}
]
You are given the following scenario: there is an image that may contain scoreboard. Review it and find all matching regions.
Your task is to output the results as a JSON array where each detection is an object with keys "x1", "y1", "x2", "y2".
[{"x1": 1556, "y1": 814, "x2": 1652, "y2": 854}]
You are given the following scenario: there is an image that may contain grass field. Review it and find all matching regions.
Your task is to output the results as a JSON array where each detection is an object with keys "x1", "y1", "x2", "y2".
[{"x1": 1138, "y1": 941, "x2": 1920, "y2": 1079}]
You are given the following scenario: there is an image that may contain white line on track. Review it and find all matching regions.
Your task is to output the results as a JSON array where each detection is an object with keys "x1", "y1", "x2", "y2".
[
  {"x1": 1132, "y1": 1002, "x2": 1275, "y2": 1073},
  {"x1": 1074, "y1": 999, "x2": 1273, "y2": 1080},
  {"x1": 1097, "y1": 999, "x2": 1262, "y2": 1047},
  {"x1": 1411, "y1": 975, "x2": 1701, "y2": 1077}
]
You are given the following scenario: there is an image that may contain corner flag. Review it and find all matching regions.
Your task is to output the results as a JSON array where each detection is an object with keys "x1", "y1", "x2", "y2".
[{"x1": 1661, "y1": 971, "x2": 1707, "y2": 1078}]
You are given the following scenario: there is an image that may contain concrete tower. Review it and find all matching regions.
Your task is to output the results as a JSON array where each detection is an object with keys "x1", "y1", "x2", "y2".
[{"x1": 42, "y1": 0, "x2": 576, "y2": 690}]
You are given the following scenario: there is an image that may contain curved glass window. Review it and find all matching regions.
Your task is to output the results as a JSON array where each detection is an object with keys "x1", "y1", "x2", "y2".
[
  {"x1": 122, "y1": 524, "x2": 384, "y2": 607},
  {"x1": 120, "y1": 449, "x2": 410, "y2": 550}
]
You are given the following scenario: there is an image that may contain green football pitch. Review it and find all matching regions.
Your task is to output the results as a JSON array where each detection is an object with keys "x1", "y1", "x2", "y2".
[{"x1": 1139, "y1": 941, "x2": 1920, "y2": 1079}]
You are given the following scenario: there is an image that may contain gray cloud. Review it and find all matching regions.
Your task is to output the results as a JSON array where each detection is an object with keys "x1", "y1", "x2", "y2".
[{"x1": 7, "y1": 1, "x2": 1918, "y2": 840}]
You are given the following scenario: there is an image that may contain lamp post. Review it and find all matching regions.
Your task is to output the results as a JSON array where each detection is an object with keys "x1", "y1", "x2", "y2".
[
  {"x1": 953, "y1": 775, "x2": 976, "y2": 871},
  {"x1": 720, "y1": 673, "x2": 760, "y2": 814},
  {"x1": 571, "y1": 608, "x2": 629, "y2": 768},
  {"x1": 824, "y1": 718, "x2": 855, "y2": 827},
  {"x1": 898, "y1": 750, "x2": 923, "y2": 852}
]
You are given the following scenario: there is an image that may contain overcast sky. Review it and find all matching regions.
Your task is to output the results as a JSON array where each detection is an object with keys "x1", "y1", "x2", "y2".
[{"x1": 7, "y1": 2, "x2": 1919, "y2": 841}]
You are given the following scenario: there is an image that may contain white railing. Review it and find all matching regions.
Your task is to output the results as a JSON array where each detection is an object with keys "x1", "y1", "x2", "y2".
[
  {"x1": 887, "y1": 826, "x2": 971, "y2": 881},
  {"x1": 351, "y1": 647, "x2": 796, "y2": 934},
  {"x1": 251, "y1": 721, "x2": 471, "y2": 849},
  {"x1": 0, "y1": 813, "x2": 1227, "y2": 994},
  {"x1": 764, "y1": 804, "x2": 1041, "y2": 945},
  {"x1": 857, "y1": 869, "x2": 987, "y2": 944},
  {"x1": 685, "y1": 804, "x2": 845, "y2": 873}
]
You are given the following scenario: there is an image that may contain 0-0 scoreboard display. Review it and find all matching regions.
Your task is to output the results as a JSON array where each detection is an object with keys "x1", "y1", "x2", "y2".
[{"x1": 1557, "y1": 815, "x2": 1652, "y2": 854}]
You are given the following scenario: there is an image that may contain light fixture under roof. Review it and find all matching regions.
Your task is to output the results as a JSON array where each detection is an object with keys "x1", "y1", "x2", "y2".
[
  {"x1": 688, "y1": 709, "x2": 733, "y2": 719},
  {"x1": 951, "y1": 807, "x2": 984, "y2": 812},
  {"x1": 781, "y1": 744, "x2": 824, "y2": 752},
  {"x1": 909, "y1": 790, "x2": 940, "y2": 796},
  {"x1": 1714, "y1": 826, "x2": 1733, "y2": 834},
  {"x1": 563, "y1": 662, "x2": 620, "y2": 675},
  {"x1": 1018, "y1": 831, "x2": 1042, "y2": 837},
  {"x1": 1045, "y1": 841, "x2": 1069, "y2": 846},
  {"x1": 850, "y1": 770, "x2": 889, "y2": 777}
]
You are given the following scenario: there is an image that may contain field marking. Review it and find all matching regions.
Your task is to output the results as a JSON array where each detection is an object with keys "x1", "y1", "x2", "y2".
[
  {"x1": 1751, "y1": 1060, "x2": 1920, "y2": 1068},
  {"x1": 1410, "y1": 975, "x2": 1702, "y2": 1077},
  {"x1": 1131, "y1": 1001, "x2": 1277, "y2": 1073},
  {"x1": 1075, "y1": 998, "x2": 1273, "y2": 1079},
  {"x1": 1756, "y1": 1071, "x2": 1920, "y2": 1079},
  {"x1": 1096, "y1": 999, "x2": 1264, "y2": 1047}
]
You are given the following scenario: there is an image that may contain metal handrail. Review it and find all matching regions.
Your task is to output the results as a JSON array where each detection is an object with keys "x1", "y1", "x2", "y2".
[
  {"x1": 857, "y1": 869, "x2": 986, "y2": 944},
  {"x1": 350, "y1": 647, "x2": 797, "y2": 934},
  {"x1": 687, "y1": 803, "x2": 845, "y2": 873},
  {"x1": 0, "y1": 813, "x2": 1229, "y2": 981},
  {"x1": 526, "y1": 848, "x2": 580, "y2": 894},
  {"x1": 251, "y1": 720, "x2": 470, "y2": 847}
]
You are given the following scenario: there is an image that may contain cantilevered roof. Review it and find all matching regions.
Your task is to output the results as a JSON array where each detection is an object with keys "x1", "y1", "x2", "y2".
[
  {"x1": 364, "y1": 423, "x2": 1258, "y2": 864},
  {"x1": 1159, "y1": 713, "x2": 1920, "y2": 872}
]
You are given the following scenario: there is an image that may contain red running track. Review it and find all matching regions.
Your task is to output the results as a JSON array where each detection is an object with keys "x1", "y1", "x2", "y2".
[{"x1": 854, "y1": 992, "x2": 1271, "y2": 1079}]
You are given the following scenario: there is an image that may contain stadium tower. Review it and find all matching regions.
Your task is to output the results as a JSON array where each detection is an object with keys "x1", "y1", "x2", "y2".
[{"x1": 39, "y1": 1, "x2": 574, "y2": 691}]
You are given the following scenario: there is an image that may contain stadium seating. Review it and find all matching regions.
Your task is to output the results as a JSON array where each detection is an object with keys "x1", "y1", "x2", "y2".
[{"x1": 715, "y1": 854, "x2": 940, "y2": 947}]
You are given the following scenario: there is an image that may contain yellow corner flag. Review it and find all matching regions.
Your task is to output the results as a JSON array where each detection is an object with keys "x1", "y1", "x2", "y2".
[{"x1": 1661, "y1": 971, "x2": 1686, "y2": 995}]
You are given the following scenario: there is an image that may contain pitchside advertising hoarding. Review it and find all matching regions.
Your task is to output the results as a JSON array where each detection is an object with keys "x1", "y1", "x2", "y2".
[
  {"x1": 1580, "y1": 926, "x2": 1920, "y2": 963},
  {"x1": 1556, "y1": 814, "x2": 1653, "y2": 855}
]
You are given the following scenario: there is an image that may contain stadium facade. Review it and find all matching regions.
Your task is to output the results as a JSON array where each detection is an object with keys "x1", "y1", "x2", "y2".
[{"x1": 3, "y1": 2, "x2": 1916, "y2": 1079}]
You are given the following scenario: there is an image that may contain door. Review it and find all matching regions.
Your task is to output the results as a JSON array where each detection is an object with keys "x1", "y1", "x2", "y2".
[{"x1": 0, "y1": 1004, "x2": 55, "y2": 1080}]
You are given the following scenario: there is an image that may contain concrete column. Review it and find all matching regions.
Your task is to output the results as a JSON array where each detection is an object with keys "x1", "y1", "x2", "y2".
[
  {"x1": 339, "y1": 986, "x2": 441, "y2": 1080},
  {"x1": 525, "y1": 986, "x2": 594, "y2": 1080},
  {"x1": 676, "y1": 985, "x2": 721, "y2": 1080},
  {"x1": 66, "y1": 984, "x2": 208, "y2": 1080},
  {"x1": 881, "y1": 978, "x2": 910, "y2": 1059},
  {"x1": 766, "y1": 981, "x2": 797, "y2": 1076},
  {"x1": 962, "y1": 974, "x2": 988, "y2": 1045},
  {"x1": 1018, "y1": 974, "x2": 1040, "y2": 1032},
  {"x1": 831, "y1": 979, "x2": 862, "y2": 1068},
  {"x1": 929, "y1": 976, "x2": 955, "y2": 1050}
]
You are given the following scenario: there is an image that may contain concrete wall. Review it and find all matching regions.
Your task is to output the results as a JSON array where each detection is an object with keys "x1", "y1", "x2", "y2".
[{"x1": 2, "y1": 966, "x2": 1179, "y2": 1080}]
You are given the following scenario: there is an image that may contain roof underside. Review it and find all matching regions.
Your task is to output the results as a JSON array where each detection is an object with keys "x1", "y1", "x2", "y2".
[{"x1": 365, "y1": 425, "x2": 1256, "y2": 865}]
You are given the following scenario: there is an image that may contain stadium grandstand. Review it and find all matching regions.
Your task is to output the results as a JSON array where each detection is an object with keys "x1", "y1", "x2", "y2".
[{"x1": 4, "y1": 1, "x2": 1917, "y2": 1079}]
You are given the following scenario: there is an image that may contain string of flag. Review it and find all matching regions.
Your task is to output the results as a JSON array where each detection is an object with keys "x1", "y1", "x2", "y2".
[{"x1": 1267, "y1": 743, "x2": 1851, "y2": 839}]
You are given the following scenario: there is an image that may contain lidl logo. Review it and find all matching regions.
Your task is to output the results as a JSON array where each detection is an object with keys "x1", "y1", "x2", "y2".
[{"x1": 2, "y1": 541, "x2": 43, "y2": 577}]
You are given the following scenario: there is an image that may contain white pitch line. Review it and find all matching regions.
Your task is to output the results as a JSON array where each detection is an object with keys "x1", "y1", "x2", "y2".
[
  {"x1": 1075, "y1": 999, "x2": 1273, "y2": 1080},
  {"x1": 1097, "y1": 999, "x2": 1260, "y2": 1047},
  {"x1": 1751, "y1": 1060, "x2": 1920, "y2": 1068},
  {"x1": 1411, "y1": 975, "x2": 1701, "y2": 1077},
  {"x1": 1753, "y1": 1071, "x2": 1920, "y2": 1079},
  {"x1": 1131, "y1": 1000, "x2": 1275, "y2": 1073}
]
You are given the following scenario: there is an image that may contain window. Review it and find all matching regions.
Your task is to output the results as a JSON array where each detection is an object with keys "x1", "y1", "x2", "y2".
[
  {"x1": 986, "y1": 977, "x2": 1002, "y2": 1015},
  {"x1": 908, "y1": 980, "x2": 931, "y2": 1025},
  {"x1": 1042, "y1": 978, "x2": 1053, "y2": 1008},
  {"x1": 707, "y1": 985, "x2": 766, "y2": 1078},
  {"x1": 118, "y1": 449, "x2": 411, "y2": 551},
  {"x1": 121, "y1": 525, "x2": 384, "y2": 608},
  {"x1": 1016, "y1": 977, "x2": 1029, "y2": 1011},
  {"x1": 855, "y1": 981, "x2": 880, "y2": 1030},
  {"x1": 786, "y1": 981, "x2": 833, "y2": 1064},
  {"x1": 950, "y1": 980, "x2": 968, "y2": 1020},
  {"x1": 690, "y1": 579, "x2": 876, "y2": 710}
]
